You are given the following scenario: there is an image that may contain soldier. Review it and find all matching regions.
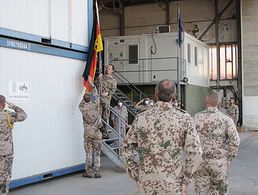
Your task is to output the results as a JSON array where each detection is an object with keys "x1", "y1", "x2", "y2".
[
  {"x1": 193, "y1": 91, "x2": 240, "y2": 195},
  {"x1": 134, "y1": 98, "x2": 153, "y2": 113},
  {"x1": 123, "y1": 79, "x2": 203, "y2": 195},
  {"x1": 95, "y1": 64, "x2": 117, "y2": 139},
  {"x1": 0, "y1": 95, "x2": 27, "y2": 195},
  {"x1": 111, "y1": 101, "x2": 128, "y2": 138},
  {"x1": 172, "y1": 99, "x2": 180, "y2": 109},
  {"x1": 226, "y1": 97, "x2": 239, "y2": 126},
  {"x1": 79, "y1": 77, "x2": 102, "y2": 178}
]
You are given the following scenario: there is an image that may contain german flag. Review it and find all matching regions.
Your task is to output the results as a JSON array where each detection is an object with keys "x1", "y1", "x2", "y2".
[{"x1": 82, "y1": 0, "x2": 103, "y2": 91}]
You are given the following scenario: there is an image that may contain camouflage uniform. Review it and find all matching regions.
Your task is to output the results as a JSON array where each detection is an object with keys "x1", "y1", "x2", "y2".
[
  {"x1": 79, "y1": 83, "x2": 102, "y2": 175},
  {"x1": 111, "y1": 105, "x2": 128, "y2": 138},
  {"x1": 123, "y1": 101, "x2": 203, "y2": 195},
  {"x1": 226, "y1": 104, "x2": 239, "y2": 126},
  {"x1": 193, "y1": 107, "x2": 240, "y2": 195},
  {"x1": 0, "y1": 103, "x2": 27, "y2": 195},
  {"x1": 95, "y1": 75, "x2": 117, "y2": 137}
]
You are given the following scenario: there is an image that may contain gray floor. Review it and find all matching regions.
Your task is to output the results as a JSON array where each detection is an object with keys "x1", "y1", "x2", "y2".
[{"x1": 10, "y1": 132, "x2": 258, "y2": 195}]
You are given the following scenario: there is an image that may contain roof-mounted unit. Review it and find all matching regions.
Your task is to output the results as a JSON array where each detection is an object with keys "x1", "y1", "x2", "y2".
[{"x1": 156, "y1": 25, "x2": 170, "y2": 33}]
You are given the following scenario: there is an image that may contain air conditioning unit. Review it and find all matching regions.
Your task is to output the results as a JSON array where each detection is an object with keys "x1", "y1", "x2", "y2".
[{"x1": 156, "y1": 25, "x2": 170, "y2": 33}]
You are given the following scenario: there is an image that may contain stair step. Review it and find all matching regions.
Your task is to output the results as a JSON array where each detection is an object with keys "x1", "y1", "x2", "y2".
[
  {"x1": 116, "y1": 93, "x2": 125, "y2": 97},
  {"x1": 103, "y1": 137, "x2": 118, "y2": 142},
  {"x1": 119, "y1": 97, "x2": 129, "y2": 100},
  {"x1": 111, "y1": 146, "x2": 120, "y2": 150}
]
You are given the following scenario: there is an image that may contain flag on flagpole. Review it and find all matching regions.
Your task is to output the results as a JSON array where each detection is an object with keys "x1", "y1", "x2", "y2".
[
  {"x1": 178, "y1": 6, "x2": 183, "y2": 48},
  {"x1": 82, "y1": 0, "x2": 103, "y2": 91}
]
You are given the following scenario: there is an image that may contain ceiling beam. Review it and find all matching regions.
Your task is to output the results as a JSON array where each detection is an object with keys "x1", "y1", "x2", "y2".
[{"x1": 198, "y1": 0, "x2": 235, "y2": 40}]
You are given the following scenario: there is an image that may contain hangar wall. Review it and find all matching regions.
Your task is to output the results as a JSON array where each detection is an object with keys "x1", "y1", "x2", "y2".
[
  {"x1": 100, "y1": 0, "x2": 237, "y2": 44},
  {"x1": 242, "y1": 0, "x2": 258, "y2": 129}
]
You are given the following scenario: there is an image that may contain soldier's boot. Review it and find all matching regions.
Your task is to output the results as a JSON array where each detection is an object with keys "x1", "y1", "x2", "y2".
[
  {"x1": 94, "y1": 169, "x2": 101, "y2": 178},
  {"x1": 0, "y1": 184, "x2": 8, "y2": 195},
  {"x1": 82, "y1": 168, "x2": 94, "y2": 178}
]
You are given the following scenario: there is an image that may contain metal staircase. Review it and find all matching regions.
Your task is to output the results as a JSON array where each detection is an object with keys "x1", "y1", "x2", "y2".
[
  {"x1": 101, "y1": 105, "x2": 128, "y2": 169},
  {"x1": 100, "y1": 70, "x2": 148, "y2": 169},
  {"x1": 112, "y1": 70, "x2": 148, "y2": 117}
]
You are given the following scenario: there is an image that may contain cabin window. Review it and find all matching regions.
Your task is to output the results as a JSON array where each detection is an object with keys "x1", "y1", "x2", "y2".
[
  {"x1": 128, "y1": 45, "x2": 138, "y2": 64},
  {"x1": 194, "y1": 47, "x2": 198, "y2": 65},
  {"x1": 187, "y1": 43, "x2": 191, "y2": 63}
]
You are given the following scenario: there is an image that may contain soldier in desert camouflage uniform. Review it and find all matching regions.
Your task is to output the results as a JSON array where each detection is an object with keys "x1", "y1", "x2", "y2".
[
  {"x1": 0, "y1": 95, "x2": 27, "y2": 195},
  {"x1": 123, "y1": 79, "x2": 203, "y2": 195},
  {"x1": 226, "y1": 97, "x2": 239, "y2": 126},
  {"x1": 95, "y1": 64, "x2": 117, "y2": 139},
  {"x1": 79, "y1": 77, "x2": 102, "y2": 178},
  {"x1": 193, "y1": 91, "x2": 240, "y2": 195},
  {"x1": 134, "y1": 98, "x2": 154, "y2": 113}
]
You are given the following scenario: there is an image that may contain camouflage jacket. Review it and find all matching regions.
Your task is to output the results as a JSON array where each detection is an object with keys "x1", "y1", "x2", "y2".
[
  {"x1": 95, "y1": 75, "x2": 117, "y2": 104},
  {"x1": 226, "y1": 104, "x2": 239, "y2": 125},
  {"x1": 194, "y1": 107, "x2": 240, "y2": 161},
  {"x1": 123, "y1": 101, "x2": 203, "y2": 194},
  {"x1": 79, "y1": 83, "x2": 101, "y2": 132},
  {"x1": 0, "y1": 103, "x2": 27, "y2": 156}
]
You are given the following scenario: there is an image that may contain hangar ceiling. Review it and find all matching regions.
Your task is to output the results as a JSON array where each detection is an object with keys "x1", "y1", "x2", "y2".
[{"x1": 98, "y1": 0, "x2": 185, "y2": 9}]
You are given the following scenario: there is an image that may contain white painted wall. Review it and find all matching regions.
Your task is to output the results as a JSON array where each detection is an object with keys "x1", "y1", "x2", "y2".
[
  {"x1": 242, "y1": 0, "x2": 258, "y2": 129},
  {"x1": 0, "y1": 0, "x2": 50, "y2": 37},
  {"x1": 243, "y1": 96, "x2": 258, "y2": 129},
  {"x1": 0, "y1": 0, "x2": 89, "y2": 46},
  {"x1": 0, "y1": 47, "x2": 85, "y2": 180}
]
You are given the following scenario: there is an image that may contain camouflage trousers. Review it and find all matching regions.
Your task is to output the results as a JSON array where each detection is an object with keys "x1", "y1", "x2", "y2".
[
  {"x1": 0, "y1": 155, "x2": 13, "y2": 195},
  {"x1": 100, "y1": 102, "x2": 110, "y2": 137},
  {"x1": 137, "y1": 176, "x2": 183, "y2": 195},
  {"x1": 194, "y1": 158, "x2": 228, "y2": 195},
  {"x1": 84, "y1": 131, "x2": 102, "y2": 174},
  {"x1": 137, "y1": 182, "x2": 183, "y2": 195}
]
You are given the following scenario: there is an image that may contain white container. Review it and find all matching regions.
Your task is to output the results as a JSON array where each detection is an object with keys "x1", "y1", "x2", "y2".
[
  {"x1": 0, "y1": 0, "x2": 90, "y2": 47},
  {"x1": 104, "y1": 32, "x2": 209, "y2": 87},
  {"x1": 0, "y1": 46, "x2": 86, "y2": 183}
]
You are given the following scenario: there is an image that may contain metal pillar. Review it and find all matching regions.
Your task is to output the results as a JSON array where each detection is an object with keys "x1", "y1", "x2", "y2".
[
  {"x1": 118, "y1": 0, "x2": 125, "y2": 36},
  {"x1": 236, "y1": 0, "x2": 243, "y2": 126},
  {"x1": 166, "y1": 1, "x2": 170, "y2": 25},
  {"x1": 215, "y1": 0, "x2": 220, "y2": 86}
]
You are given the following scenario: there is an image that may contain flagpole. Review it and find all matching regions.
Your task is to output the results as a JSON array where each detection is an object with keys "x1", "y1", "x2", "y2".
[
  {"x1": 95, "y1": 0, "x2": 103, "y2": 95},
  {"x1": 177, "y1": 4, "x2": 181, "y2": 104},
  {"x1": 95, "y1": 0, "x2": 102, "y2": 74}
]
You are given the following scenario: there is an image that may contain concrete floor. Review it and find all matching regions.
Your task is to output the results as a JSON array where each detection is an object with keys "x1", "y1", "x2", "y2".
[{"x1": 10, "y1": 132, "x2": 258, "y2": 195}]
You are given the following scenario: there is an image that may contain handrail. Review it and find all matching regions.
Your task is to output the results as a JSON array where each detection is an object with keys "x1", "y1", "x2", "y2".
[
  {"x1": 114, "y1": 74, "x2": 142, "y2": 99},
  {"x1": 109, "y1": 105, "x2": 130, "y2": 129},
  {"x1": 114, "y1": 70, "x2": 148, "y2": 100},
  {"x1": 101, "y1": 100, "x2": 130, "y2": 159},
  {"x1": 99, "y1": 96, "x2": 128, "y2": 125},
  {"x1": 110, "y1": 56, "x2": 184, "y2": 61},
  {"x1": 112, "y1": 90, "x2": 138, "y2": 117}
]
